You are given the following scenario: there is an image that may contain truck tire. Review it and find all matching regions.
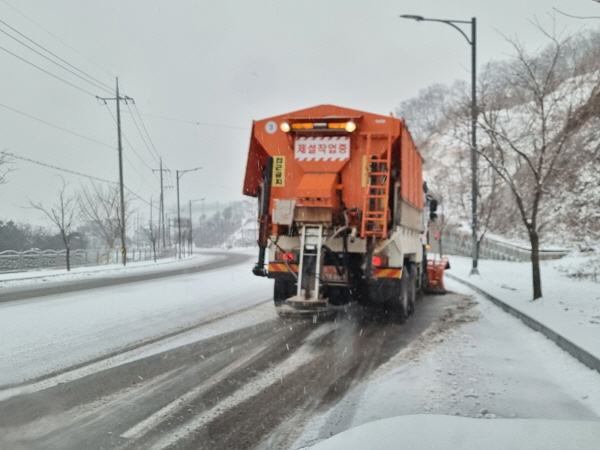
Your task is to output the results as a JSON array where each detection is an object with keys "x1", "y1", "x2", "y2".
[
  {"x1": 274, "y1": 278, "x2": 295, "y2": 306},
  {"x1": 395, "y1": 269, "x2": 410, "y2": 324},
  {"x1": 419, "y1": 255, "x2": 429, "y2": 298},
  {"x1": 407, "y1": 263, "x2": 416, "y2": 316},
  {"x1": 327, "y1": 286, "x2": 350, "y2": 306}
]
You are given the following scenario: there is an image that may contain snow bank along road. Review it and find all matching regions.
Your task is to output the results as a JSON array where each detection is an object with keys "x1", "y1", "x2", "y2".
[
  {"x1": 0, "y1": 251, "x2": 246, "y2": 304},
  {"x1": 0, "y1": 256, "x2": 598, "y2": 449}
]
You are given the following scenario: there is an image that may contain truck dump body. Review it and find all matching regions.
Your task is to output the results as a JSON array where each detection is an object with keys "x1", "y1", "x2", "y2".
[
  {"x1": 243, "y1": 105, "x2": 434, "y2": 319},
  {"x1": 244, "y1": 105, "x2": 423, "y2": 235}
]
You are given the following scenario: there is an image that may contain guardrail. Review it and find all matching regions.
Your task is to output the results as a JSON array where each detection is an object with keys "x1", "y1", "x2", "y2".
[
  {"x1": 0, "y1": 248, "x2": 176, "y2": 273},
  {"x1": 431, "y1": 229, "x2": 570, "y2": 262}
]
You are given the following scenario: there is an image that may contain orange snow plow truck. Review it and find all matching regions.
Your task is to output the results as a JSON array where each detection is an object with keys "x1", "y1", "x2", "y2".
[{"x1": 243, "y1": 105, "x2": 446, "y2": 320}]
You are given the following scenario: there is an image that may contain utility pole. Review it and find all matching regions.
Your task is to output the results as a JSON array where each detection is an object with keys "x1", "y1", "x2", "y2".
[
  {"x1": 152, "y1": 157, "x2": 170, "y2": 248},
  {"x1": 97, "y1": 77, "x2": 132, "y2": 266},
  {"x1": 176, "y1": 168, "x2": 202, "y2": 259}
]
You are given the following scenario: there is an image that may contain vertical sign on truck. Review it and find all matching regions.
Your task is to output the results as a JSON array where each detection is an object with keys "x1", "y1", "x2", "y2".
[{"x1": 272, "y1": 156, "x2": 285, "y2": 187}]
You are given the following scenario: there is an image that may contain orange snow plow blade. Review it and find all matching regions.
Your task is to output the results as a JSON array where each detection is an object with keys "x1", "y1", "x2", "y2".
[{"x1": 426, "y1": 257, "x2": 450, "y2": 294}]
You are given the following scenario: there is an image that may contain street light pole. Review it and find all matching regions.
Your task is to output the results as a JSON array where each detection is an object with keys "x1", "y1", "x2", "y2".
[
  {"x1": 176, "y1": 167, "x2": 202, "y2": 259},
  {"x1": 400, "y1": 14, "x2": 479, "y2": 275},
  {"x1": 470, "y1": 18, "x2": 479, "y2": 275}
]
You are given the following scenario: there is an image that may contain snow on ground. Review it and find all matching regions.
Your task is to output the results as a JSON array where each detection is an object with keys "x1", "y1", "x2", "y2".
[
  {"x1": 308, "y1": 415, "x2": 600, "y2": 450},
  {"x1": 447, "y1": 255, "x2": 600, "y2": 363},
  {"x1": 294, "y1": 277, "x2": 600, "y2": 449},
  {"x1": 553, "y1": 250, "x2": 600, "y2": 282},
  {"x1": 0, "y1": 302, "x2": 277, "y2": 403},
  {"x1": 0, "y1": 253, "x2": 218, "y2": 289},
  {"x1": 0, "y1": 253, "x2": 272, "y2": 386}
]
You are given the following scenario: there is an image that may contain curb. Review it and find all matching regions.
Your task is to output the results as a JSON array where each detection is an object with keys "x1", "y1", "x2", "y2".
[{"x1": 446, "y1": 273, "x2": 600, "y2": 374}]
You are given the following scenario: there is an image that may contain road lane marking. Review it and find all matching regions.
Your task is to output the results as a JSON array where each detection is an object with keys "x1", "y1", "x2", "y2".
[
  {"x1": 120, "y1": 345, "x2": 267, "y2": 440},
  {"x1": 148, "y1": 332, "x2": 328, "y2": 450}
]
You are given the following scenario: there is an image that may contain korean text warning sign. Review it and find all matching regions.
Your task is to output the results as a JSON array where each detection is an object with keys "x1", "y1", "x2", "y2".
[
  {"x1": 294, "y1": 137, "x2": 350, "y2": 161},
  {"x1": 272, "y1": 156, "x2": 285, "y2": 187}
]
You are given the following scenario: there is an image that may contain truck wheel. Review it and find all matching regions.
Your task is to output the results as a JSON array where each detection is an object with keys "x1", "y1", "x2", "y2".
[
  {"x1": 396, "y1": 270, "x2": 410, "y2": 324},
  {"x1": 327, "y1": 286, "x2": 350, "y2": 306},
  {"x1": 274, "y1": 279, "x2": 295, "y2": 306},
  {"x1": 407, "y1": 264, "x2": 416, "y2": 316},
  {"x1": 420, "y1": 257, "x2": 429, "y2": 297}
]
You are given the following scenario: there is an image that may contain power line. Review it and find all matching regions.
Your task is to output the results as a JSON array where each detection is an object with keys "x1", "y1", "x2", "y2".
[
  {"x1": 103, "y1": 103, "x2": 162, "y2": 196},
  {"x1": 0, "y1": 20, "x2": 113, "y2": 94},
  {"x1": 124, "y1": 101, "x2": 160, "y2": 166},
  {"x1": 6, "y1": 150, "x2": 158, "y2": 209},
  {"x1": 119, "y1": 81, "x2": 163, "y2": 163},
  {"x1": 130, "y1": 101, "x2": 163, "y2": 162},
  {"x1": 0, "y1": 101, "x2": 115, "y2": 149},
  {"x1": 0, "y1": 42, "x2": 99, "y2": 97},
  {"x1": 5, "y1": 151, "x2": 116, "y2": 185},
  {"x1": 103, "y1": 103, "x2": 160, "y2": 177},
  {"x1": 0, "y1": 0, "x2": 115, "y2": 78},
  {"x1": 124, "y1": 111, "x2": 249, "y2": 130},
  {"x1": 123, "y1": 152, "x2": 160, "y2": 193}
]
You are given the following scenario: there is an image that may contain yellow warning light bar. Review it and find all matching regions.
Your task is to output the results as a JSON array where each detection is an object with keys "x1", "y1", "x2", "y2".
[
  {"x1": 283, "y1": 122, "x2": 357, "y2": 132},
  {"x1": 328, "y1": 122, "x2": 356, "y2": 131},
  {"x1": 291, "y1": 122, "x2": 314, "y2": 130}
]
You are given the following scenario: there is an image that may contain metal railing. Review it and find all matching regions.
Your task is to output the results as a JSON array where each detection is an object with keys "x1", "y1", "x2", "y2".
[
  {"x1": 431, "y1": 228, "x2": 570, "y2": 262},
  {"x1": 0, "y1": 247, "x2": 176, "y2": 273}
]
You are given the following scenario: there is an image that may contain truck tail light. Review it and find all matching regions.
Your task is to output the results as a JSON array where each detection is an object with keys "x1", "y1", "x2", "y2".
[
  {"x1": 276, "y1": 251, "x2": 295, "y2": 261},
  {"x1": 372, "y1": 255, "x2": 388, "y2": 267}
]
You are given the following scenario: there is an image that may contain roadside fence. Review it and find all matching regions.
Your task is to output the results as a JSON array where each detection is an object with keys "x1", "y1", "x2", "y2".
[
  {"x1": 431, "y1": 228, "x2": 570, "y2": 262},
  {"x1": 0, "y1": 247, "x2": 177, "y2": 273}
]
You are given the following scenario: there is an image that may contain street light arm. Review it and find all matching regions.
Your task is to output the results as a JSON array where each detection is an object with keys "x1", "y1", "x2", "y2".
[
  {"x1": 177, "y1": 167, "x2": 203, "y2": 179},
  {"x1": 437, "y1": 19, "x2": 472, "y2": 45},
  {"x1": 400, "y1": 15, "x2": 473, "y2": 45}
]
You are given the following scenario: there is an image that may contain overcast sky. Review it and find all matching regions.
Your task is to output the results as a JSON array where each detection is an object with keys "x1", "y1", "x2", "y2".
[{"x1": 1, "y1": 0, "x2": 599, "y2": 227}]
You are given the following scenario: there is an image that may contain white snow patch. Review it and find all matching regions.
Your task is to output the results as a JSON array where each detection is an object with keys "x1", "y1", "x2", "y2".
[
  {"x1": 448, "y1": 255, "x2": 600, "y2": 362},
  {"x1": 293, "y1": 278, "x2": 600, "y2": 448},
  {"x1": 0, "y1": 255, "x2": 272, "y2": 386},
  {"x1": 307, "y1": 414, "x2": 600, "y2": 450},
  {"x1": 0, "y1": 253, "x2": 218, "y2": 288}
]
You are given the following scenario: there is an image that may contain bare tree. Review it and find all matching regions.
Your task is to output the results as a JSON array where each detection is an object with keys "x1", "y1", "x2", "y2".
[
  {"x1": 142, "y1": 198, "x2": 158, "y2": 262},
  {"x1": 419, "y1": 81, "x2": 503, "y2": 258},
  {"x1": 478, "y1": 31, "x2": 600, "y2": 299},
  {"x1": 79, "y1": 182, "x2": 132, "y2": 251},
  {"x1": 0, "y1": 151, "x2": 14, "y2": 187},
  {"x1": 396, "y1": 84, "x2": 457, "y2": 147},
  {"x1": 28, "y1": 181, "x2": 79, "y2": 271}
]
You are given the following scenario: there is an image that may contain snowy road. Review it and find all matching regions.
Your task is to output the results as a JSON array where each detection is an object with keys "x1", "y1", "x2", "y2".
[
  {"x1": 0, "y1": 259, "x2": 599, "y2": 450},
  {"x1": 0, "y1": 251, "x2": 269, "y2": 386}
]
